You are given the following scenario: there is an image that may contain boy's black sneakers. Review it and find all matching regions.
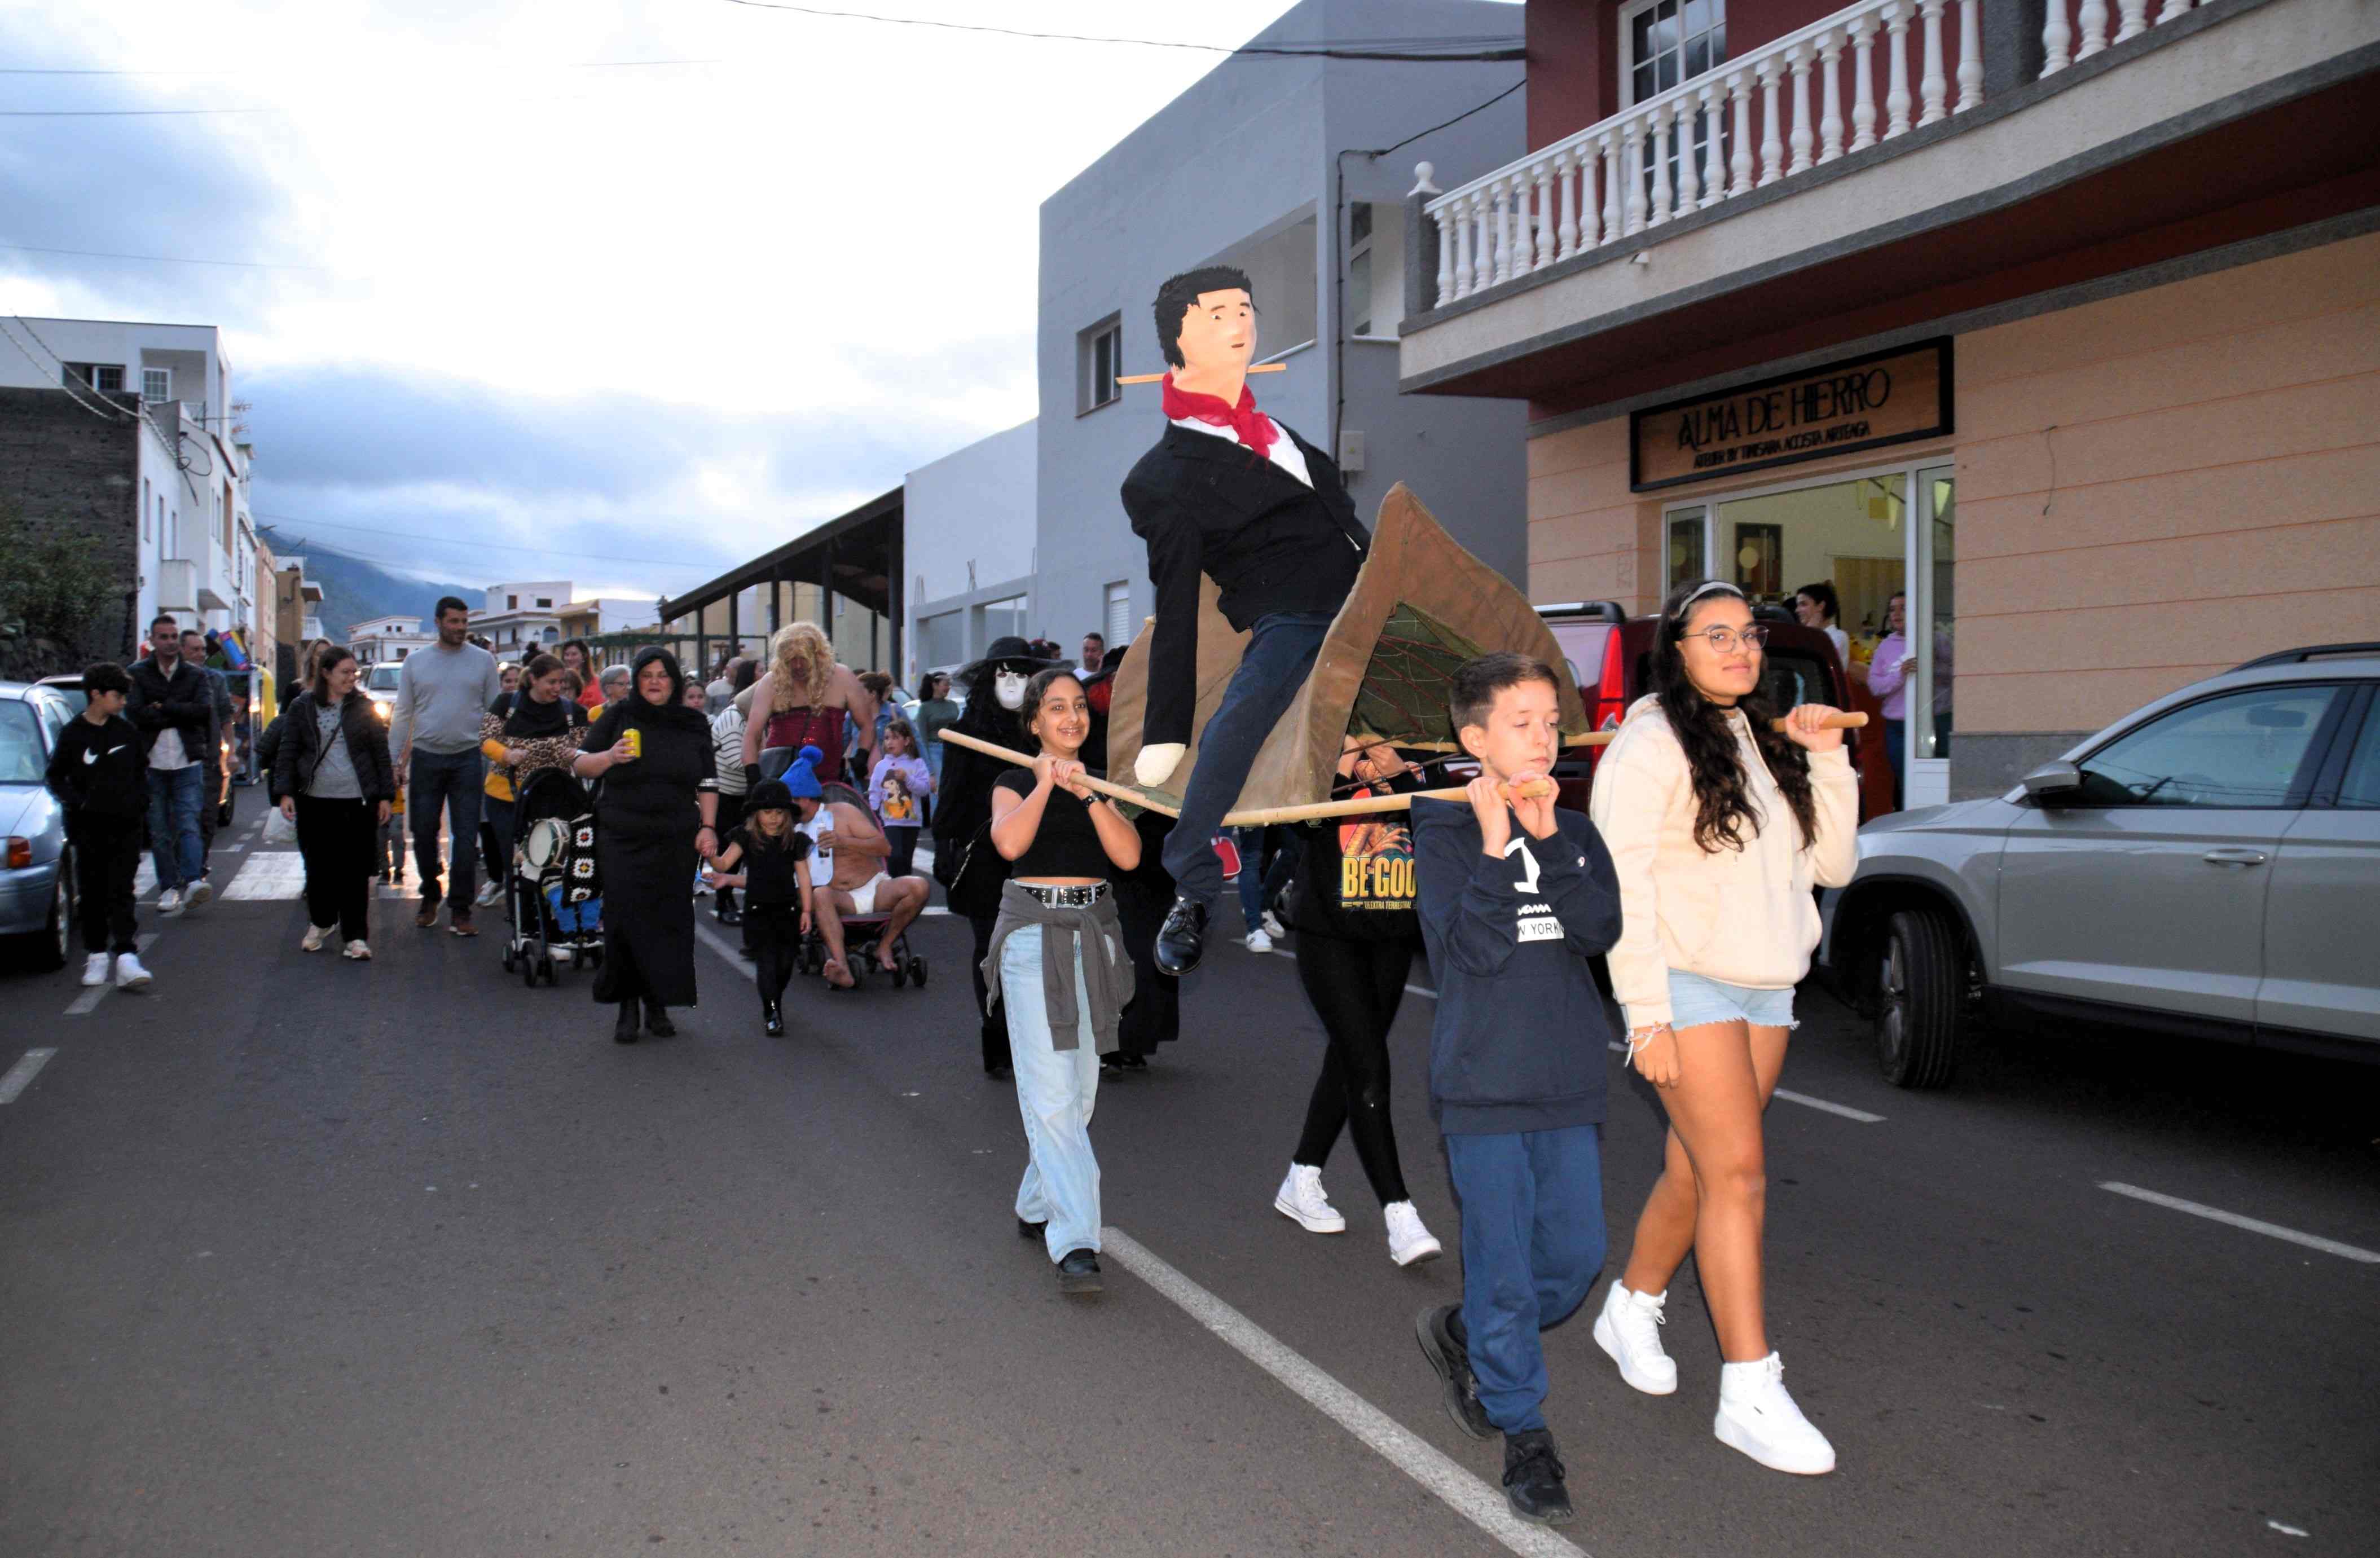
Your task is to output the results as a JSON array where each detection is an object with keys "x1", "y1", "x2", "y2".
[
  {"x1": 1501, "y1": 1429, "x2": 1574, "y2": 1526},
  {"x1": 1414, "y1": 1305, "x2": 1494, "y2": 1440},
  {"x1": 1055, "y1": 1249, "x2": 1102, "y2": 1293}
]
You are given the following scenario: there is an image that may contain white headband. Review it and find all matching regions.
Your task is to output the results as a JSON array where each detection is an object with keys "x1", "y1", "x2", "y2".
[{"x1": 1680, "y1": 579, "x2": 1746, "y2": 609}]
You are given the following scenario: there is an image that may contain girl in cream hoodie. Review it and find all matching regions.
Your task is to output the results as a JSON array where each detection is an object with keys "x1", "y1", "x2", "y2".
[{"x1": 1586, "y1": 579, "x2": 1859, "y2": 1477}]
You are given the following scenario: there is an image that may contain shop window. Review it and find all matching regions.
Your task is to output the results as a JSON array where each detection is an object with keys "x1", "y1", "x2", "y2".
[{"x1": 1666, "y1": 510, "x2": 1709, "y2": 589}]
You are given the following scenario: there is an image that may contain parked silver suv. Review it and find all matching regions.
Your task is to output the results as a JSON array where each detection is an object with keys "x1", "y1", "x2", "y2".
[{"x1": 1817, "y1": 645, "x2": 2380, "y2": 1087}]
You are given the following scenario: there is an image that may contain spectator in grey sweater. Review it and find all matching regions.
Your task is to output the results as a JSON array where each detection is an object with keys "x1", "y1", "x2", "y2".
[{"x1": 389, "y1": 597, "x2": 505, "y2": 934}]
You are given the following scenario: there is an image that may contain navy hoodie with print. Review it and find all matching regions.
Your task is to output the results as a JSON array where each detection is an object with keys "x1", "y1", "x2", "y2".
[{"x1": 1412, "y1": 797, "x2": 1624, "y2": 1136}]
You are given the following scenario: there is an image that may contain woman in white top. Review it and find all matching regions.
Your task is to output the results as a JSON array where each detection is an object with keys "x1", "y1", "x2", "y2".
[
  {"x1": 1587, "y1": 579, "x2": 1859, "y2": 1477},
  {"x1": 1792, "y1": 580, "x2": 1851, "y2": 671}
]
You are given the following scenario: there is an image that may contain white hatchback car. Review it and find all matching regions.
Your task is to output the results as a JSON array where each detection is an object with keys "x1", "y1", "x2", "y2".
[{"x1": 1818, "y1": 644, "x2": 2380, "y2": 1088}]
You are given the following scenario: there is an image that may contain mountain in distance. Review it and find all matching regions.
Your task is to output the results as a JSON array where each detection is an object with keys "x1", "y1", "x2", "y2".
[{"x1": 258, "y1": 525, "x2": 481, "y2": 644}]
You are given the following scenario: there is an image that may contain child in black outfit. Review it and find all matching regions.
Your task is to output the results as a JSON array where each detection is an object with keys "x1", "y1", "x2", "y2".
[
  {"x1": 702, "y1": 777, "x2": 813, "y2": 1035},
  {"x1": 45, "y1": 662, "x2": 153, "y2": 991},
  {"x1": 1409, "y1": 653, "x2": 1622, "y2": 1529}
]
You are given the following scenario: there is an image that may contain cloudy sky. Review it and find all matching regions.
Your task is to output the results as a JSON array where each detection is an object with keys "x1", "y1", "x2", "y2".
[{"x1": 2, "y1": 1, "x2": 1514, "y2": 600}]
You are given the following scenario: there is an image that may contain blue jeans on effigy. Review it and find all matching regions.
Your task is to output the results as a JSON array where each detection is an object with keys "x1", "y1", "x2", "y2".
[
  {"x1": 1000, "y1": 923, "x2": 1103, "y2": 1261},
  {"x1": 1158, "y1": 611, "x2": 1335, "y2": 909},
  {"x1": 1445, "y1": 1125, "x2": 1608, "y2": 1434},
  {"x1": 145, "y1": 762, "x2": 205, "y2": 891}
]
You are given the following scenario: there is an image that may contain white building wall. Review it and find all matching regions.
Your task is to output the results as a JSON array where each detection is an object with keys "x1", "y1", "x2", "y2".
[{"x1": 903, "y1": 419, "x2": 1037, "y2": 674}]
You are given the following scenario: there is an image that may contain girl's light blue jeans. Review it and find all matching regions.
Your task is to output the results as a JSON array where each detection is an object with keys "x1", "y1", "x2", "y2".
[{"x1": 999, "y1": 923, "x2": 1103, "y2": 1260}]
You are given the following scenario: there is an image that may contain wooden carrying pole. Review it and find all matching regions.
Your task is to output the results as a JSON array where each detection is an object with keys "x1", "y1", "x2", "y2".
[
  {"x1": 1116, "y1": 362, "x2": 1290, "y2": 387},
  {"x1": 938, "y1": 728, "x2": 1553, "y2": 828},
  {"x1": 1398, "y1": 710, "x2": 1871, "y2": 752}
]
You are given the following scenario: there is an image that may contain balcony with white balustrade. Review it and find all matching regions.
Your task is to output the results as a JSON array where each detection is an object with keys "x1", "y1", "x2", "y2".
[{"x1": 1398, "y1": 0, "x2": 2380, "y2": 415}]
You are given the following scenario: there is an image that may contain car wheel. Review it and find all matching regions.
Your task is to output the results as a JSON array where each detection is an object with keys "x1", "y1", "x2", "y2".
[
  {"x1": 1877, "y1": 905, "x2": 1960, "y2": 1089},
  {"x1": 36, "y1": 861, "x2": 72, "y2": 972}
]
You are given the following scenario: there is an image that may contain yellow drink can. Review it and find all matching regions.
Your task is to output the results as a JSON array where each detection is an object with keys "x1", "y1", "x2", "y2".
[{"x1": 623, "y1": 727, "x2": 642, "y2": 759}]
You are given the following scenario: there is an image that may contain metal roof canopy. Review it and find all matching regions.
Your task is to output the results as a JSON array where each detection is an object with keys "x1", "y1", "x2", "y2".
[{"x1": 656, "y1": 486, "x2": 905, "y2": 678}]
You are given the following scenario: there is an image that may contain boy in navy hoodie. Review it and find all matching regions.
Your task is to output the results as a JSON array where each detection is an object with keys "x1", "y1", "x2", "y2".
[
  {"x1": 1409, "y1": 652, "x2": 1621, "y2": 1527},
  {"x1": 45, "y1": 662, "x2": 153, "y2": 990}
]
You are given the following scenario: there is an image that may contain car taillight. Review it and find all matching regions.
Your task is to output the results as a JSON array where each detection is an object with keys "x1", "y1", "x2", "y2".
[
  {"x1": 4, "y1": 837, "x2": 29, "y2": 869},
  {"x1": 1585, "y1": 632, "x2": 1628, "y2": 769}
]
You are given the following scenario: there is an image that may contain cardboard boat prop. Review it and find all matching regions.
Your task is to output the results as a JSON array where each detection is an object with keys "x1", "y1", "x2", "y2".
[{"x1": 1103, "y1": 481, "x2": 1587, "y2": 822}]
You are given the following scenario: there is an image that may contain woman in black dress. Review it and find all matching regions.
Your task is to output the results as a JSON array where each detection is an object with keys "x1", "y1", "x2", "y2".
[
  {"x1": 929, "y1": 635, "x2": 1059, "y2": 1079},
  {"x1": 573, "y1": 648, "x2": 718, "y2": 1043}
]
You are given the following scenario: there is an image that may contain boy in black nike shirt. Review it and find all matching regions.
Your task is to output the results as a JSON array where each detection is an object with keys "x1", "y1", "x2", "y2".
[
  {"x1": 46, "y1": 662, "x2": 152, "y2": 989},
  {"x1": 1409, "y1": 653, "x2": 1621, "y2": 1528}
]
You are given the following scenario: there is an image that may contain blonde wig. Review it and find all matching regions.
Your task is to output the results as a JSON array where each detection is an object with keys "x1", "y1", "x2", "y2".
[{"x1": 768, "y1": 622, "x2": 834, "y2": 714}]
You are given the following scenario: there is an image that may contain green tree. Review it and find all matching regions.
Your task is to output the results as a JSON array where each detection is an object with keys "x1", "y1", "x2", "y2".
[{"x1": 0, "y1": 495, "x2": 125, "y2": 674}]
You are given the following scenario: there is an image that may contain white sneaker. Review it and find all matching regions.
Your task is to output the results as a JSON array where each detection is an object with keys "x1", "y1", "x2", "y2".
[
  {"x1": 1594, "y1": 1282, "x2": 1678, "y2": 1396},
  {"x1": 1273, "y1": 1163, "x2": 1345, "y2": 1233},
  {"x1": 301, "y1": 923, "x2": 335, "y2": 952},
  {"x1": 549, "y1": 945, "x2": 572, "y2": 963},
  {"x1": 1260, "y1": 909, "x2": 1286, "y2": 940},
  {"x1": 183, "y1": 879, "x2": 212, "y2": 910},
  {"x1": 342, "y1": 939, "x2": 372, "y2": 960},
  {"x1": 1244, "y1": 928, "x2": 1273, "y2": 954},
  {"x1": 81, "y1": 952, "x2": 112, "y2": 987},
  {"x1": 113, "y1": 953, "x2": 152, "y2": 989},
  {"x1": 157, "y1": 888, "x2": 183, "y2": 914},
  {"x1": 1714, "y1": 1353, "x2": 1836, "y2": 1475},
  {"x1": 474, "y1": 880, "x2": 503, "y2": 908},
  {"x1": 1383, "y1": 1201, "x2": 1442, "y2": 1266}
]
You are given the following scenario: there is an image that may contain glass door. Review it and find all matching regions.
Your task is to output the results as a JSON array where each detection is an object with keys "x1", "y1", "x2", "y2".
[{"x1": 1906, "y1": 465, "x2": 1955, "y2": 808}]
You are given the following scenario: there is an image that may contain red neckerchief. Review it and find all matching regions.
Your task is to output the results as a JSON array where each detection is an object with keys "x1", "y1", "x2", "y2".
[{"x1": 1162, "y1": 371, "x2": 1278, "y2": 461}]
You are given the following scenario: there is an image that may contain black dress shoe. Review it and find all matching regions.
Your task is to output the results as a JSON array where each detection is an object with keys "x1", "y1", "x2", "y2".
[
  {"x1": 1415, "y1": 1304, "x2": 1494, "y2": 1440},
  {"x1": 1017, "y1": 1216, "x2": 1046, "y2": 1241},
  {"x1": 984, "y1": 1063, "x2": 1013, "y2": 1081},
  {"x1": 1154, "y1": 894, "x2": 1208, "y2": 976},
  {"x1": 643, "y1": 1001, "x2": 676, "y2": 1037},
  {"x1": 613, "y1": 1004, "x2": 641, "y2": 1045},
  {"x1": 1119, "y1": 1053, "x2": 1149, "y2": 1071},
  {"x1": 762, "y1": 1000, "x2": 784, "y2": 1036},
  {"x1": 1501, "y1": 1430, "x2": 1574, "y2": 1526},
  {"x1": 1055, "y1": 1248, "x2": 1102, "y2": 1293}
]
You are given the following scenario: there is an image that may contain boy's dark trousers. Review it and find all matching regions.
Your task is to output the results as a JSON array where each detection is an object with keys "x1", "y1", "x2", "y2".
[
  {"x1": 72, "y1": 816, "x2": 142, "y2": 954},
  {"x1": 1445, "y1": 1125, "x2": 1608, "y2": 1434},
  {"x1": 747, "y1": 904, "x2": 803, "y2": 1007}
]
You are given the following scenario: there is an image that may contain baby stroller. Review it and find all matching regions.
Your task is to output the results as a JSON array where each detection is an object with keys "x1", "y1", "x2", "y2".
[
  {"x1": 798, "y1": 777, "x2": 928, "y2": 991},
  {"x1": 503, "y1": 767, "x2": 604, "y2": 987}
]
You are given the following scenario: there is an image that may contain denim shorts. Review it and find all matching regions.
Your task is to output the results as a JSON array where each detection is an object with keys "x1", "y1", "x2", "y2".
[{"x1": 1665, "y1": 968, "x2": 1797, "y2": 1031}]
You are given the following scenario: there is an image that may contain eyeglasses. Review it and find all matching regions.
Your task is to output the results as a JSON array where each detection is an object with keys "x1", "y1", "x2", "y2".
[{"x1": 1680, "y1": 623, "x2": 1770, "y2": 653}]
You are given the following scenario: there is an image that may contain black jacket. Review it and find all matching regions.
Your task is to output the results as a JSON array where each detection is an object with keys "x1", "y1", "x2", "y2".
[
  {"x1": 1413, "y1": 799, "x2": 1622, "y2": 1136},
  {"x1": 929, "y1": 696, "x2": 1027, "y2": 918},
  {"x1": 45, "y1": 713, "x2": 147, "y2": 824},
  {"x1": 125, "y1": 657, "x2": 218, "y2": 764},
  {"x1": 1122, "y1": 421, "x2": 1369, "y2": 749},
  {"x1": 271, "y1": 691, "x2": 397, "y2": 802}
]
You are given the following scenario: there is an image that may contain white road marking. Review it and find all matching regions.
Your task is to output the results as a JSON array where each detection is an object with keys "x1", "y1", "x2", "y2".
[
  {"x1": 1771, "y1": 1088, "x2": 1885, "y2": 1123},
  {"x1": 134, "y1": 859, "x2": 157, "y2": 897},
  {"x1": 221, "y1": 853, "x2": 308, "y2": 900},
  {"x1": 1101, "y1": 1227, "x2": 1590, "y2": 1558},
  {"x1": 694, "y1": 918, "x2": 751, "y2": 968},
  {"x1": 2100, "y1": 1182, "x2": 2380, "y2": 1265},
  {"x1": 0, "y1": 1048, "x2": 59, "y2": 1104}
]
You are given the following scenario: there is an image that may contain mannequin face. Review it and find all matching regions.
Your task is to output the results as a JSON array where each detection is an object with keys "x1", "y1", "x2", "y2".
[
  {"x1": 1171, "y1": 289, "x2": 1256, "y2": 391},
  {"x1": 993, "y1": 670, "x2": 1028, "y2": 711}
]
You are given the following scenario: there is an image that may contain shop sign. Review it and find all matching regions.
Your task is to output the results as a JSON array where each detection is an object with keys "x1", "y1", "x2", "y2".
[{"x1": 1631, "y1": 340, "x2": 1952, "y2": 492}]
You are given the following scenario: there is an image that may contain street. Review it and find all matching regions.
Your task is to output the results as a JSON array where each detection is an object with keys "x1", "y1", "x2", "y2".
[{"x1": 3, "y1": 794, "x2": 2376, "y2": 1557}]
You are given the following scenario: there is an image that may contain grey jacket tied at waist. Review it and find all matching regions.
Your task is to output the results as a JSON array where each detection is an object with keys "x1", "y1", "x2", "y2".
[{"x1": 982, "y1": 881, "x2": 1137, "y2": 1055}]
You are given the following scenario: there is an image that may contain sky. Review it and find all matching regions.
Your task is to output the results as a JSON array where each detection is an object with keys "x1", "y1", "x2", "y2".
[{"x1": 1, "y1": 1, "x2": 1517, "y2": 604}]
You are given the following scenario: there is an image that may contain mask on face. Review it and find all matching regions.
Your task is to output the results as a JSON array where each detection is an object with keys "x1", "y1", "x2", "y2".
[{"x1": 993, "y1": 671, "x2": 1027, "y2": 711}]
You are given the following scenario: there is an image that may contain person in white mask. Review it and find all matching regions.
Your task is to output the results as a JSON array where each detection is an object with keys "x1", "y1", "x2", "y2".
[{"x1": 930, "y1": 636, "x2": 1062, "y2": 1079}]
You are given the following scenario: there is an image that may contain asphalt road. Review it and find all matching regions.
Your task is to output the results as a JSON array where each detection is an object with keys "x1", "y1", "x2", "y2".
[{"x1": 3, "y1": 796, "x2": 2375, "y2": 1556}]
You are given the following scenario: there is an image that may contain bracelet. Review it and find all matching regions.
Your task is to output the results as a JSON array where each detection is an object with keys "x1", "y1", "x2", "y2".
[{"x1": 1624, "y1": 1024, "x2": 1669, "y2": 1057}]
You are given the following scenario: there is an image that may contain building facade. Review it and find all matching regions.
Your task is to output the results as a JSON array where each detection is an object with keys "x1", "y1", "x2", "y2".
[
  {"x1": 0, "y1": 318, "x2": 250, "y2": 648},
  {"x1": 349, "y1": 614, "x2": 432, "y2": 665},
  {"x1": 904, "y1": 419, "x2": 1037, "y2": 677},
  {"x1": 1397, "y1": 0, "x2": 2380, "y2": 804},
  {"x1": 1034, "y1": 0, "x2": 1537, "y2": 659}
]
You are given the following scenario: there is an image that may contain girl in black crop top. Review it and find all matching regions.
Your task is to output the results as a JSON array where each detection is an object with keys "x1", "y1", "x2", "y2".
[{"x1": 988, "y1": 673, "x2": 1141, "y2": 882}]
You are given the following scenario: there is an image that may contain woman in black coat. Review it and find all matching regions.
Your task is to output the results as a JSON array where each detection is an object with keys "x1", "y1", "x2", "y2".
[
  {"x1": 929, "y1": 635, "x2": 1058, "y2": 1079},
  {"x1": 271, "y1": 645, "x2": 397, "y2": 958},
  {"x1": 573, "y1": 648, "x2": 718, "y2": 1044}
]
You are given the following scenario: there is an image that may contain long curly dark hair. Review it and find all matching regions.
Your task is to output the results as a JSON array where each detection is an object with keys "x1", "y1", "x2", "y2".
[{"x1": 1652, "y1": 580, "x2": 1818, "y2": 855}]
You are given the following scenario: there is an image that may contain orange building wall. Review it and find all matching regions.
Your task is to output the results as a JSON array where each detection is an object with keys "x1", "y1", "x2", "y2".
[
  {"x1": 1954, "y1": 231, "x2": 2380, "y2": 736},
  {"x1": 1526, "y1": 231, "x2": 2380, "y2": 741}
]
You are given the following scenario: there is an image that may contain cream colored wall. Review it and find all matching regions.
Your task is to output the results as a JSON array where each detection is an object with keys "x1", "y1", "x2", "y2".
[{"x1": 1957, "y1": 232, "x2": 2380, "y2": 736}]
